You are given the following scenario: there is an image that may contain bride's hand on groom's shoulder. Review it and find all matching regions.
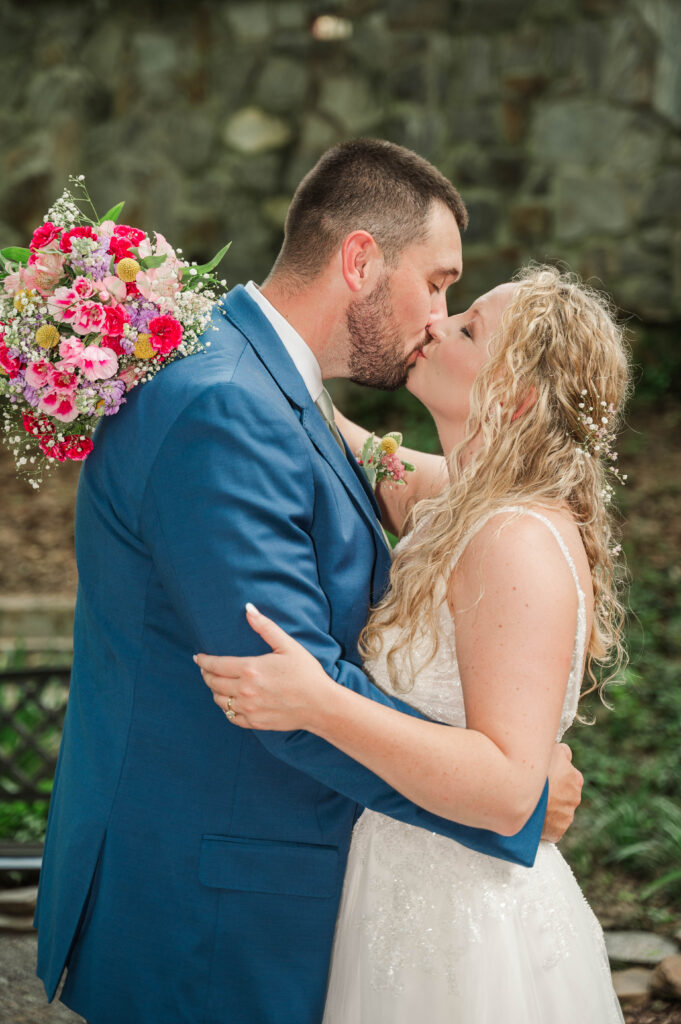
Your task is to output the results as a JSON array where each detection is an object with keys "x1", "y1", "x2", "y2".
[
  {"x1": 542, "y1": 743, "x2": 584, "y2": 843},
  {"x1": 194, "y1": 605, "x2": 333, "y2": 732}
]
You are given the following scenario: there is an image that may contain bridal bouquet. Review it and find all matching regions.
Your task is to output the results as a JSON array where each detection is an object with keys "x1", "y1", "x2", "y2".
[{"x1": 0, "y1": 177, "x2": 230, "y2": 487}]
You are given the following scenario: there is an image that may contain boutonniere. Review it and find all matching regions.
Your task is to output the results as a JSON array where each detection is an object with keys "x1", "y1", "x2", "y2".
[{"x1": 357, "y1": 432, "x2": 415, "y2": 490}]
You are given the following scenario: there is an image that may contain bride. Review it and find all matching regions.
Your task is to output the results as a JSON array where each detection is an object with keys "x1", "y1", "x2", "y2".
[{"x1": 197, "y1": 265, "x2": 628, "y2": 1022}]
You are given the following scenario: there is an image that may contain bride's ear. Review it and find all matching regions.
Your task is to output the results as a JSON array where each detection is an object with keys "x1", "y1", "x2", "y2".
[
  {"x1": 511, "y1": 386, "x2": 538, "y2": 422},
  {"x1": 341, "y1": 231, "x2": 381, "y2": 293}
]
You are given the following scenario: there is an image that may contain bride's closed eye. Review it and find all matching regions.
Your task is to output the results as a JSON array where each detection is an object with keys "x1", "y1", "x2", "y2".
[{"x1": 461, "y1": 325, "x2": 473, "y2": 339}]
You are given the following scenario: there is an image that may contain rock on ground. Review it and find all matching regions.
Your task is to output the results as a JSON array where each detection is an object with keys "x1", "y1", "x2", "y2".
[{"x1": 0, "y1": 932, "x2": 83, "y2": 1023}]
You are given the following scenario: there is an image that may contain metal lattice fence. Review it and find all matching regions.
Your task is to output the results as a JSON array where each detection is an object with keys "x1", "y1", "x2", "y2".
[{"x1": 0, "y1": 667, "x2": 70, "y2": 804}]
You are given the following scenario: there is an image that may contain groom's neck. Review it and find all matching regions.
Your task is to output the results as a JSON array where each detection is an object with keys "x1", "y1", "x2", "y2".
[{"x1": 259, "y1": 272, "x2": 350, "y2": 379}]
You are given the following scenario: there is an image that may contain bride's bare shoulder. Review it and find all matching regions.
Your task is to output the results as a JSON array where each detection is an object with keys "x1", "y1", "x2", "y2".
[{"x1": 448, "y1": 504, "x2": 592, "y2": 616}]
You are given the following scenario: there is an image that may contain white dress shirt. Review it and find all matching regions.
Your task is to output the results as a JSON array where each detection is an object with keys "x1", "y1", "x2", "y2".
[{"x1": 245, "y1": 281, "x2": 323, "y2": 403}]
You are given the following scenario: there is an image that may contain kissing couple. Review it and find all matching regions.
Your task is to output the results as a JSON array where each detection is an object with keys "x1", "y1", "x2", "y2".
[{"x1": 35, "y1": 139, "x2": 628, "y2": 1023}]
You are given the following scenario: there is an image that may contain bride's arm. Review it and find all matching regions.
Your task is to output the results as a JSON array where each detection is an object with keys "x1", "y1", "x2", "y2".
[
  {"x1": 335, "y1": 407, "x2": 448, "y2": 536},
  {"x1": 198, "y1": 515, "x2": 581, "y2": 836}
]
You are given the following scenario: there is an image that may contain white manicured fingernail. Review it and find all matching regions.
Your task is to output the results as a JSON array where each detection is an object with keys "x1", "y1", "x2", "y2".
[{"x1": 245, "y1": 602, "x2": 259, "y2": 616}]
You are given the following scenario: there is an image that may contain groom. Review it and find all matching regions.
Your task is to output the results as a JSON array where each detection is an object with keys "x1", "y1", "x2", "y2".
[{"x1": 35, "y1": 140, "x2": 582, "y2": 1024}]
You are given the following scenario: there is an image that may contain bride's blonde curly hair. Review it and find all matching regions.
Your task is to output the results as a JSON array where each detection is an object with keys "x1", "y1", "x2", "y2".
[{"x1": 360, "y1": 264, "x2": 631, "y2": 700}]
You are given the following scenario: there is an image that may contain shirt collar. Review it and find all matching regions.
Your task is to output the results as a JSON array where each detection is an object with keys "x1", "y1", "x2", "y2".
[{"x1": 245, "y1": 281, "x2": 323, "y2": 403}]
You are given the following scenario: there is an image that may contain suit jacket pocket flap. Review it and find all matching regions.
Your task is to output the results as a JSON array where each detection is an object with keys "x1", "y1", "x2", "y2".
[{"x1": 199, "y1": 835, "x2": 339, "y2": 899}]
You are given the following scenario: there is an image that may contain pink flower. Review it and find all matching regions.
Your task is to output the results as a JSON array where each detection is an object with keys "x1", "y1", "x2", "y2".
[
  {"x1": 25, "y1": 359, "x2": 53, "y2": 389},
  {"x1": 78, "y1": 344, "x2": 119, "y2": 381},
  {"x1": 30, "y1": 221, "x2": 63, "y2": 252},
  {"x1": 71, "y1": 300, "x2": 107, "y2": 336},
  {"x1": 47, "y1": 365, "x2": 79, "y2": 392},
  {"x1": 96, "y1": 220, "x2": 115, "y2": 239},
  {"x1": 59, "y1": 225, "x2": 99, "y2": 253},
  {"x1": 72, "y1": 276, "x2": 96, "y2": 300},
  {"x1": 23, "y1": 251, "x2": 66, "y2": 293},
  {"x1": 0, "y1": 342, "x2": 22, "y2": 378},
  {"x1": 3, "y1": 270, "x2": 23, "y2": 295},
  {"x1": 58, "y1": 336, "x2": 85, "y2": 364},
  {"x1": 97, "y1": 275, "x2": 127, "y2": 304},
  {"x1": 148, "y1": 314, "x2": 183, "y2": 354},
  {"x1": 136, "y1": 266, "x2": 181, "y2": 306},
  {"x1": 39, "y1": 389, "x2": 79, "y2": 422},
  {"x1": 118, "y1": 366, "x2": 144, "y2": 390},
  {"x1": 48, "y1": 286, "x2": 80, "y2": 324},
  {"x1": 380, "y1": 453, "x2": 407, "y2": 482}
]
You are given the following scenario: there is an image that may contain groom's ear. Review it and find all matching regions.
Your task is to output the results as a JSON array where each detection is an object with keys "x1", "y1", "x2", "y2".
[{"x1": 341, "y1": 230, "x2": 382, "y2": 293}]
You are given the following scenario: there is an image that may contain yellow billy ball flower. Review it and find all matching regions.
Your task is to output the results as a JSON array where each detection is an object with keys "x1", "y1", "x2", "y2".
[
  {"x1": 35, "y1": 324, "x2": 60, "y2": 349},
  {"x1": 379, "y1": 435, "x2": 400, "y2": 456},
  {"x1": 134, "y1": 333, "x2": 156, "y2": 359},
  {"x1": 116, "y1": 257, "x2": 141, "y2": 282}
]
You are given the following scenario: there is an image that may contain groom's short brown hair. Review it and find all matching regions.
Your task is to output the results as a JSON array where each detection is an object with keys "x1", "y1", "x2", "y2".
[{"x1": 272, "y1": 139, "x2": 468, "y2": 282}]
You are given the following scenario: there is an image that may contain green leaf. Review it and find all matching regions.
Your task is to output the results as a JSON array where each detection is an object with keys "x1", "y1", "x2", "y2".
[
  {"x1": 360, "y1": 434, "x2": 378, "y2": 464},
  {"x1": 140, "y1": 253, "x2": 168, "y2": 270},
  {"x1": 402, "y1": 461, "x2": 415, "y2": 472},
  {"x1": 182, "y1": 241, "x2": 231, "y2": 281},
  {"x1": 99, "y1": 201, "x2": 125, "y2": 224},
  {"x1": 640, "y1": 868, "x2": 681, "y2": 899},
  {"x1": 0, "y1": 246, "x2": 30, "y2": 265}
]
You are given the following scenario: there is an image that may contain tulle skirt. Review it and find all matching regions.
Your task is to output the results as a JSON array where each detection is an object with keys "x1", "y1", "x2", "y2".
[{"x1": 323, "y1": 811, "x2": 624, "y2": 1024}]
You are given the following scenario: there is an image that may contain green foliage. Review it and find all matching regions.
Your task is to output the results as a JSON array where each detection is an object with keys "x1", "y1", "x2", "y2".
[
  {"x1": 563, "y1": 557, "x2": 681, "y2": 917},
  {"x1": 0, "y1": 796, "x2": 50, "y2": 842},
  {"x1": 630, "y1": 323, "x2": 681, "y2": 401},
  {"x1": 0, "y1": 648, "x2": 67, "y2": 843},
  {"x1": 98, "y1": 200, "x2": 124, "y2": 224}
]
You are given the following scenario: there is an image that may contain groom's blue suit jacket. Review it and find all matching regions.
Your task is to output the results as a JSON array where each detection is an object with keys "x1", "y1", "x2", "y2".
[{"x1": 35, "y1": 286, "x2": 547, "y2": 1024}]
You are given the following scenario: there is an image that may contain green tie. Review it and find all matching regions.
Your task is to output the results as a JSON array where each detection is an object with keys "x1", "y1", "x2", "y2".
[{"x1": 315, "y1": 386, "x2": 345, "y2": 451}]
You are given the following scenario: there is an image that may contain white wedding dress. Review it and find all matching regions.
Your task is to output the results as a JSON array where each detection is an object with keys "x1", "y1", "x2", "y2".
[{"x1": 323, "y1": 508, "x2": 624, "y2": 1023}]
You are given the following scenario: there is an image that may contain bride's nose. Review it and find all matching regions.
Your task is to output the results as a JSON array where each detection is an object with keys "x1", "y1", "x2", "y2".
[{"x1": 427, "y1": 321, "x2": 450, "y2": 344}]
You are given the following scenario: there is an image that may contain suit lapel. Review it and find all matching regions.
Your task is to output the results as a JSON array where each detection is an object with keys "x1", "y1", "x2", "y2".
[{"x1": 218, "y1": 288, "x2": 391, "y2": 573}]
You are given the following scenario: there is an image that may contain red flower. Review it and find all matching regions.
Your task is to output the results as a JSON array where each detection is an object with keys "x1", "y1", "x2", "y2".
[
  {"x1": 101, "y1": 304, "x2": 129, "y2": 353},
  {"x1": 108, "y1": 235, "x2": 136, "y2": 263},
  {"x1": 113, "y1": 224, "x2": 146, "y2": 246},
  {"x1": 125, "y1": 280, "x2": 140, "y2": 297},
  {"x1": 59, "y1": 225, "x2": 99, "y2": 253},
  {"x1": 22, "y1": 411, "x2": 55, "y2": 437},
  {"x1": 39, "y1": 437, "x2": 67, "y2": 462},
  {"x1": 0, "y1": 342, "x2": 23, "y2": 378},
  {"x1": 30, "y1": 222, "x2": 63, "y2": 252},
  {"x1": 63, "y1": 435, "x2": 94, "y2": 461},
  {"x1": 148, "y1": 315, "x2": 183, "y2": 355}
]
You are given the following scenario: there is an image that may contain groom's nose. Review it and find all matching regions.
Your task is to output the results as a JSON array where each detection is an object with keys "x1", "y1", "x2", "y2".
[{"x1": 427, "y1": 290, "x2": 449, "y2": 326}]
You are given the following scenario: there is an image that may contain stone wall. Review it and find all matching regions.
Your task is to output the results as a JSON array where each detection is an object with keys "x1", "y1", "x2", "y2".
[{"x1": 0, "y1": 0, "x2": 679, "y2": 330}]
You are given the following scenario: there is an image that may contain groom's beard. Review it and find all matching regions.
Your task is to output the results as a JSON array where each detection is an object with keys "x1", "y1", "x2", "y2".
[{"x1": 346, "y1": 273, "x2": 427, "y2": 391}]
